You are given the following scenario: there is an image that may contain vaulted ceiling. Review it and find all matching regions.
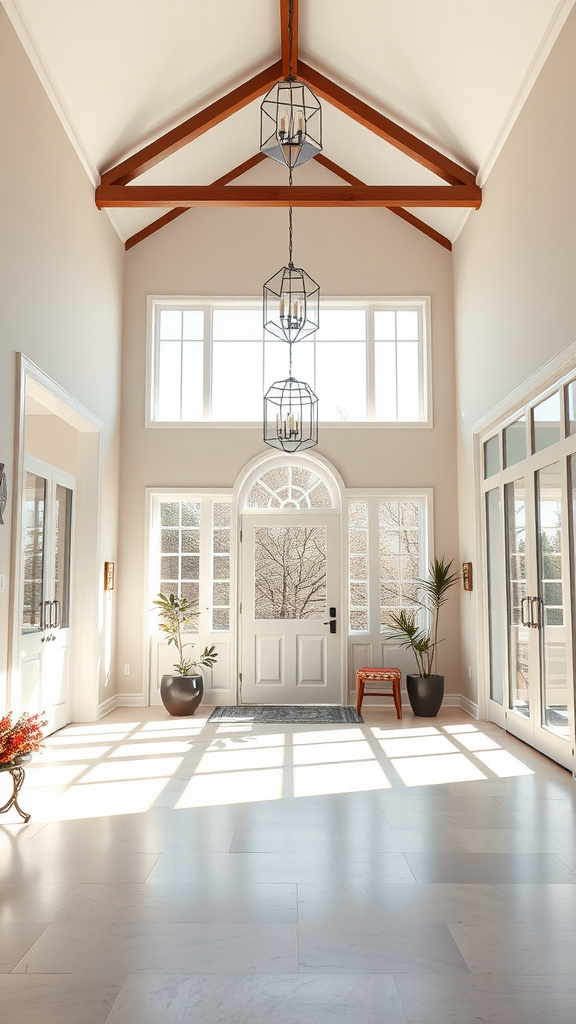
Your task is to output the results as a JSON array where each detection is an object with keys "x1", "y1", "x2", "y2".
[{"x1": 5, "y1": 0, "x2": 573, "y2": 248}]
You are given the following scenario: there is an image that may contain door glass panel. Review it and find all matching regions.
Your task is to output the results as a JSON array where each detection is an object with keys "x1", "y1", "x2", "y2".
[
  {"x1": 566, "y1": 381, "x2": 576, "y2": 436},
  {"x1": 537, "y1": 462, "x2": 568, "y2": 737},
  {"x1": 504, "y1": 416, "x2": 527, "y2": 468},
  {"x1": 484, "y1": 435, "x2": 500, "y2": 478},
  {"x1": 254, "y1": 526, "x2": 326, "y2": 619},
  {"x1": 505, "y1": 480, "x2": 530, "y2": 718},
  {"x1": 486, "y1": 488, "x2": 504, "y2": 704},
  {"x1": 54, "y1": 485, "x2": 73, "y2": 628},
  {"x1": 22, "y1": 472, "x2": 46, "y2": 633},
  {"x1": 533, "y1": 392, "x2": 561, "y2": 453}
]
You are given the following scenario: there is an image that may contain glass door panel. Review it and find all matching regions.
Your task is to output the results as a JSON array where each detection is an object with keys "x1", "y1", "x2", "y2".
[
  {"x1": 536, "y1": 462, "x2": 569, "y2": 738},
  {"x1": 22, "y1": 472, "x2": 46, "y2": 633},
  {"x1": 505, "y1": 479, "x2": 530, "y2": 719},
  {"x1": 54, "y1": 484, "x2": 73, "y2": 628},
  {"x1": 486, "y1": 488, "x2": 504, "y2": 705}
]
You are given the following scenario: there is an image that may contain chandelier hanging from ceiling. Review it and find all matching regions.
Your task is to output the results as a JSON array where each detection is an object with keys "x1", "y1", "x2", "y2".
[
  {"x1": 260, "y1": 0, "x2": 322, "y2": 169},
  {"x1": 263, "y1": 342, "x2": 319, "y2": 452}
]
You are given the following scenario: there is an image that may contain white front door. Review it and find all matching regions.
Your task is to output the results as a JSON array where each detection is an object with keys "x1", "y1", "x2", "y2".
[
  {"x1": 19, "y1": 459, "x2": 75, "y2": 734},
  {"x1": 241, "y1": 513, "x2": 341, "y2": 704}
]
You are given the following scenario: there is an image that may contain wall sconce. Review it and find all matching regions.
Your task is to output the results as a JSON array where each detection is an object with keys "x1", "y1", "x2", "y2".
[{"x1": 462, "y1": 562, "x2": 473, "y2": 591}]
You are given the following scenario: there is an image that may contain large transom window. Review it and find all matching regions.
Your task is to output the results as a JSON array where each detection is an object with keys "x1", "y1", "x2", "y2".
[{"x1": 149, "y1": 298, "x2": 429, "y2": 425}]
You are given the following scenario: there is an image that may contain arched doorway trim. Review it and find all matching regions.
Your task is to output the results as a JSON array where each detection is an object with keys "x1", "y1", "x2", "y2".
[{"x1": 234, "y1": 450, "x2": 344, "y2": 515}]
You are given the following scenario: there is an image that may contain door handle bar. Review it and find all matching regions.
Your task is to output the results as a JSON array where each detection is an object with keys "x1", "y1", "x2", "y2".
[{"x1": 520, "y1": 596, "x2": 532, "y2": 627}]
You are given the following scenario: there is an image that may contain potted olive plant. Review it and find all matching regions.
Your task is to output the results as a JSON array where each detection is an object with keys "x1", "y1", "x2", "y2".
[
  {"x1": 384, "y1": 557, "x2": 460, "y2": 717},
  {"x1": 154, "y1": 592, "x2": 218, "y2": 716}
]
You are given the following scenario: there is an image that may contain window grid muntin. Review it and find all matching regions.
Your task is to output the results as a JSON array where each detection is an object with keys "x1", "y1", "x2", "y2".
[
  {"x1": 247, "y1": 464, "x2": 334, "y2": 509},
  {"x1": 349, "y1": 500, "x2": 369, "y2": 632},
  {"x1": 159, "y1": 500, "x2": 201, "y2": 632},
  {"x1": 151, "y1": 299, "x2": 428, "y2": 425},
  {"x1": 211, "y1": 500, "x2": 232, "y2": 631},
  {"x1": 379, "y1": 500, "x2": 422, "y2": 630}
]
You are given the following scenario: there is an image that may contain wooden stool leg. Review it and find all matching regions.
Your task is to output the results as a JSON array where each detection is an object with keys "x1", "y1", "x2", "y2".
[
  {"x1": 356, "y1": 676, "x2": 365, "y2": 715},
  {"x1": 393, "y1": 679, "x2": 402, "y2": 720}
]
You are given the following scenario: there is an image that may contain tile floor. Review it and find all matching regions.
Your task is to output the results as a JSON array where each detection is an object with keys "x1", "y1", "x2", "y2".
[{"x1": 1, "y1": 705, "x2": 576, "y2": 1022}]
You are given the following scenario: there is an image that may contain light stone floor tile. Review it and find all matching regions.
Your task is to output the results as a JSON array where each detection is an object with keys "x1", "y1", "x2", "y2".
[
  {"x1": 492, "y1": 882, "x2": 576, "y2": 923},
  {"x1": 395, "y1": 971, "x2": 576, "y2": 1023},
  {"x1": 0, "y1": 851, "x2": 160, "y2": 885},
  {"x1": 0, "y1": 974, "x2": 125, "y2": 1024},
  {"x1": 13, "y1": 921, "x2": 298, "y2": 974},
  {"x1": 0, "y1": 883, "x2": 73, "y2": 924},
  {"x1": 104, "y1": 972, "x2": 408, "y2": 1024},
  {"x1": 298, "y1": 920, "x2": 468, "y2": 974},
  {"x1": 0, "y1": 921, "x2": 49, "y2": 972},
  {"x1": 405, "y1": 851, "x2": 576, "y2": 883},
  {"x1": 52, "y1": 881, "x2": 297, "y2": 923},
  {"x1": 448, "y1": 921, "x2": 576, "y2": 974},
  {"x1": 297, "y1": 882, "x2": 517, "y2": 926},
  {"x1": 7, "y1": 706, "x2": 576, "y2": 1022},
  {"x1": 146, "y1": 850, "x2": 416, "y2": 884}
]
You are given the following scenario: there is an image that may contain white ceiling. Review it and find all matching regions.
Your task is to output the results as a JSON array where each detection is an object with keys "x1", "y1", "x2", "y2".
[{"x1": 4, "y1": 0, "x2": 574, "y2": 243}]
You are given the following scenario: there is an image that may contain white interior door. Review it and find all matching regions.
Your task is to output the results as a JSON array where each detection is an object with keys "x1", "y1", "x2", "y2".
[
  {"x1": 19, "y1": 459, "x2": 75, "y2": 734},
  {"x1": 241, "y1": 513, "x2": 341, "y2": 704}
]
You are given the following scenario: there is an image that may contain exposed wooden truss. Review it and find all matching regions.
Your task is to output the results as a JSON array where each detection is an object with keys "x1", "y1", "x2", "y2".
[
  {"x1": 97, "y1": 183, "x2": 480, "y2": 209},
  {"x1": 124, "y1": 153, "x2": 267, "y2": 250},
  {"x1": 100, "y1": 62, "x2": 282, "y2": 186},
  {"x1": 126, "y1": 153, "x2": 452, "y2": 252},
  {"x1": 297, "y1": 61, "x2": 474, "y2": 187},
  {"x1": 103, "y1": 0, "x2": 481, "y2": 249},
  {"x1": 280, "y1": 0, "x2": 298, "y2": 78},
  {"x1": 314, "y1": 154, "x2": 452, "y2": 251}
]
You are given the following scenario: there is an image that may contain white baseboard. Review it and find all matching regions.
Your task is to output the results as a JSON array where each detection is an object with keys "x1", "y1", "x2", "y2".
[
  {"x1": 97, "y1": 694, "x2": 118, "y2": 718},
  {"x1": 116, "y1": 693, "x2": 147, "y2": 706},
  {"x1": 354, "y1": 692, "x2": 480, "y2": 719}
]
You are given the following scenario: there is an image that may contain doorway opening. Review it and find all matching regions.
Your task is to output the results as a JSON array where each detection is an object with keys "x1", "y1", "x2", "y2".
[{"x1": 9, "y1": 357, "x2": 103, "y2": 731}]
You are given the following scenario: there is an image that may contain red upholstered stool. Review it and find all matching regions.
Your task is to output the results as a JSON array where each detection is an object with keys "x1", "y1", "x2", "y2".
[{"x1": 356, "y1": 667, "x2": 402, "y2": 718}]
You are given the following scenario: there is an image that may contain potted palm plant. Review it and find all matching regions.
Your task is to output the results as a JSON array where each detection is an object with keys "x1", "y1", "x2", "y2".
[
  {"x1": 154, "y1": 592, "x2": 218, "y2": 716},
  {"x1": 384, "y1": 557, "x2": 460, "y2": 717}
]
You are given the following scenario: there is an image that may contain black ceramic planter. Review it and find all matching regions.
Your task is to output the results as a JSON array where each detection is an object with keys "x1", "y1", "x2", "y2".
[
  {"x1": 406, "y1": 674, "x2": 444, "y2": 717},
  {"x1": 160, "y1": 673, "x2": 204, "y2": 716}
]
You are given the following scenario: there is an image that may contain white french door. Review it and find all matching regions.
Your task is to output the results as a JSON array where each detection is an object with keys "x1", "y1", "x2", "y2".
[
  {"x1": 19, "y1": 457, "x2": 75, "y2": 734},
  {"x1": 482, "y1": 381, "x2": 576, "y2": 772},
  {"x1": 240, "y1": 513, "x2": 342, "y2": 704}
]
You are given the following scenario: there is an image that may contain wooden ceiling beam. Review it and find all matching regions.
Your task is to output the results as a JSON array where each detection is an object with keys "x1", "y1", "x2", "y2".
[
  {"x1": 297, "y1": 60, "x2": 476, "y2": 188},
  {"x1": 97, "y1": 183, "x2": 482, "y2": 209},
  {"x1": 280, "y1": 0, "x2": 298, "y2": 78},
  {"x1": 314, "y1": 153, "x2": 452, "y2": 251},
  {"x1": 100, "y1": 61, "x2": 283, "y2": 187},
  {"x1": 124, "y1": 153, "x2": 267, "y2": 250}
]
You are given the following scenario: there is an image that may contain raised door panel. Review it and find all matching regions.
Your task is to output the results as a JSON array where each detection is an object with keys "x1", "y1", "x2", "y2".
[{"x1": 296, "y1": 635, "x2": 326, "y2": 686}]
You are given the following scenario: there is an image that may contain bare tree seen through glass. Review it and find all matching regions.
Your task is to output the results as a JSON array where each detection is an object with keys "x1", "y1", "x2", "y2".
[{"x1": 254, "y1": 526, "x2": 327, "y2": 619}]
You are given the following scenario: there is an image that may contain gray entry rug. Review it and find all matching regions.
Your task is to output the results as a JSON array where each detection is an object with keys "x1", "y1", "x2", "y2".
[{"x1": 207, "y1": 705, "x2": 364, "y2": 724}]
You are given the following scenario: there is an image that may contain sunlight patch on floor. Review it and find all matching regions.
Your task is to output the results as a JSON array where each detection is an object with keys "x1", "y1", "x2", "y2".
[
  {"x1": 293, "y1": 759, "x2": 392, "y2": 797},
  {"x1": 474, "y1": 748, "x2": 535, "y2": 777},
  {"x1": 391, "y1": 752, "x2": 488, "y2": 786},
  {"x1": 176, "y1": 767, "x2": 284, "y2": 807}
]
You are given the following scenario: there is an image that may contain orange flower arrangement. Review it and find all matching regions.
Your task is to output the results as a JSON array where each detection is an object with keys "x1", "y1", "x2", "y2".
[{"x1": 0, "y1": 711, "x2": 47, "y2": 764}]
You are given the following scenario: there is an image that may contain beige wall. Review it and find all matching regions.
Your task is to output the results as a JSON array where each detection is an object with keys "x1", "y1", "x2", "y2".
[
  {"x1": 118, "y1": 159, "x2": 461, "y2": 701},
  {"x1": 453, "y1": 6, "x2": 576, "y2": 706},
  {"x1": 0, "y1": 8, "x2": 124, "y2": 710},
  {"x1": 25, "y1": 415, "x2": 78, "y2": 477}
]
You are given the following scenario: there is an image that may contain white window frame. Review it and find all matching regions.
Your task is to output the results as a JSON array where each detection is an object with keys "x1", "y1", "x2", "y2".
[
  {"x1": 146, "y1": 295, "x2": 432, "y2": 429},
  {"x1": 346, "y1": 488, "x2": 433, "y2": 637}
]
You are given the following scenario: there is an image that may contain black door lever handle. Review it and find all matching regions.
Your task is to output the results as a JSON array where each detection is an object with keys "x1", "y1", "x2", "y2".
[{"x1": 323, "y1": 619, "x2": 337, "y2": 633}]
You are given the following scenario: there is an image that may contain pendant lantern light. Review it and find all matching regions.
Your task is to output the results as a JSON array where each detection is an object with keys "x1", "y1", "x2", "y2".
[
  {"x1": 260, "y1": 0, "x2": 322, "y2": 170},
  {"x1": 263, "y1": 344, "x2": 319, "y2": 452}
]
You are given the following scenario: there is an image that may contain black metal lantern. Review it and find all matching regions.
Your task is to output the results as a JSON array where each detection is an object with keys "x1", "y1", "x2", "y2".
[
  {"x1": 260, "y1": 79, "x2": 322, "y2": 170},
  {"x1": 260, "y1": 0, "x2": 322, "y2": 170},
  {"x1": 264, "y1": 372, "x2": 319, "y2": 452},
  {"x1": 263, "y1": 259, "x2": 320, "y2": 343}
]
